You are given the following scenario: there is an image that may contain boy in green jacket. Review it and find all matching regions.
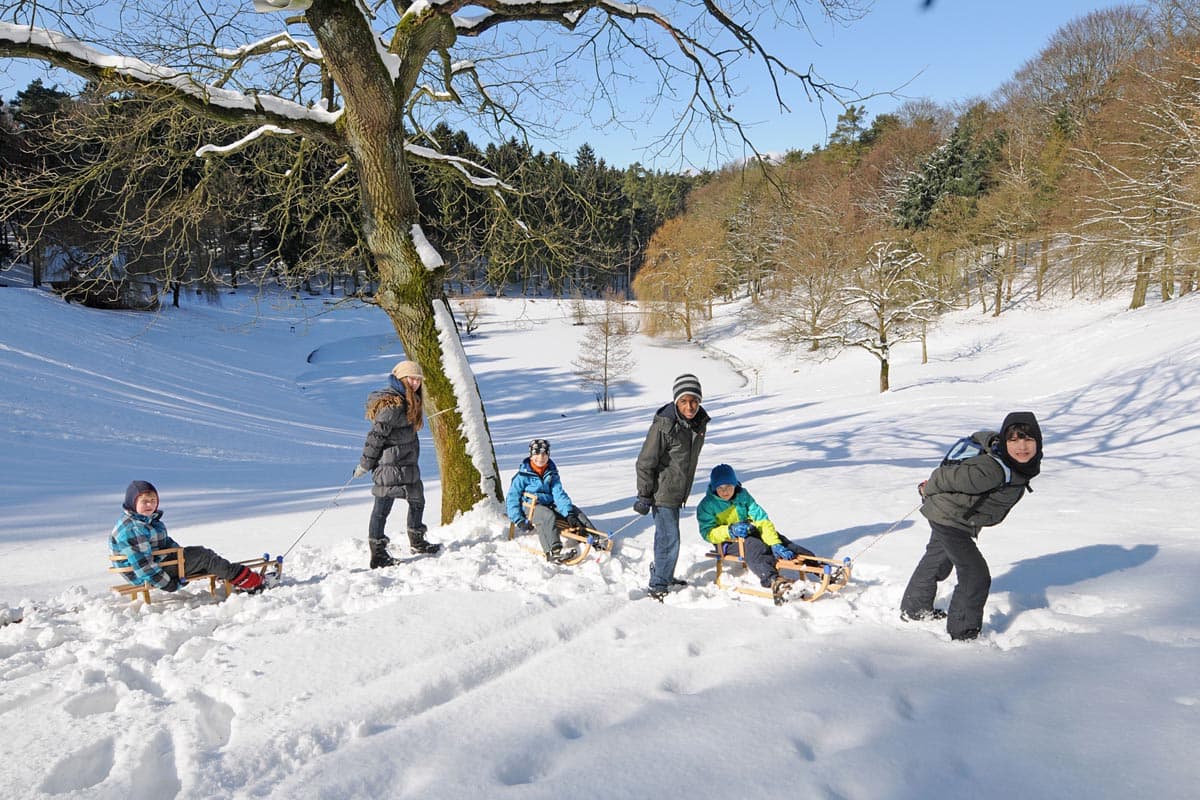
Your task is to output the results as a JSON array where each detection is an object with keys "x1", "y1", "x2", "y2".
[{"x1": 697, "y1": 464, "x2": 814, "y2": 604}]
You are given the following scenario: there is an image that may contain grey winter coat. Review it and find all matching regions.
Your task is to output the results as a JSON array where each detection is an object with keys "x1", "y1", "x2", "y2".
[
  {"x1": 359, "y1": 389, "x2": 422, "y2": 499},
  {"x1": 635, "y1": 402, "x2": 710, "y2": 508},
  {"x1": 919, "y1": 430, "x2": 1031, "y2": 535}
]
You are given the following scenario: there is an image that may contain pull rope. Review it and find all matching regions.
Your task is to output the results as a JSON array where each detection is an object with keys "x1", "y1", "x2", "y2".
[
  {"x1": 282, "y1": 473, "x2": 357, "y2": 559},
  {"x1": 605, "y1": 514, "x2": 644, "y2": 541},
  {"x1": 846, "y1": 502, "x2": 923, "y2": 563}
]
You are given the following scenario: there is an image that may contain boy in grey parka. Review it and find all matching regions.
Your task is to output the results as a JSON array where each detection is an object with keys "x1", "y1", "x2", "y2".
[
  {"x1": 633, "y1": 373, "x2": 710, "y2": 599},
  {"x1": 900, "y1": 411, "x2": 1043, "y2": 640}
]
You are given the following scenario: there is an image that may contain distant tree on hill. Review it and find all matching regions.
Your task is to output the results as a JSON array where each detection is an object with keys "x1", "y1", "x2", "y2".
[
  {"x1": 572, "y1": 291, "x2": 637, "y2": 411},
  {"x1": 835, "y1": 240, "x2": 939, "y2": 392}
]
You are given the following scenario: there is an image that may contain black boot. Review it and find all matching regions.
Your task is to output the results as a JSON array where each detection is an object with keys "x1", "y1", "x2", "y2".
[
  {"x1": 547, "y1": 542, "x2": 578, "y2": 564},
  {"x1": 407, "y1": 527, "x2": 442, "y2": 555},
  {"x1": 369, "y1": 536, "x2": 396, "y2": 568}
]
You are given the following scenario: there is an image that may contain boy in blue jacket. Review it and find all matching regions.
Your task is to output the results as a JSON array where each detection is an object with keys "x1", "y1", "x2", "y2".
[
  {"x1": 110, "y1": 480, "x2": 264, "y2": 595},
  {"x1": 507, "y1": 439, "x2": 594, "y2": 564},
  {"x1": 697, "y1": 464, "x2": 815, "y2": 604}
]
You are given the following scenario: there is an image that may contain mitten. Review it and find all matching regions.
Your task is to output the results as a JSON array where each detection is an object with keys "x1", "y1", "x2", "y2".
[
  {"x1": 772, "y1": 544, "x2": 795, "y2": 560},
  {"x1": 566, "y1": 508, "x2": 583, "y2": 529},
  {"x1": 633, "y1": 497, "x2": 653, "y2": 515},
  {"x1": 517, "y1": 519, "x2": 534, "y2": 532},
  {"x1": 161, "y1": 575, "x2": 181, "y2": 592},
  {"x1": 729, "y1": 522, "x2": 751, "y2": 538}
]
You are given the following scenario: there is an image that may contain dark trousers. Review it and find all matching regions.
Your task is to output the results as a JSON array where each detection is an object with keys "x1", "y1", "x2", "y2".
[
  {"x1": 368, "y1": 488, "x2": 426, "y2": 541},
  {"x1": 900, "y1": 522, "x2": 991, "y2": 638},
  {"x1": 162, "y1": 546, "x2": 241, "y2": 582},
  {"x1": 740, "y1": 535, "x2": 814, "y2": 587},
  {"x1": 527, "y1": 504, "x2": 595, "y2": 553}
]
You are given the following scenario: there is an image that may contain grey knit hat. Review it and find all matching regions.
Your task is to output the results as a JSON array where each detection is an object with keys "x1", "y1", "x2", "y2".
[{"x1": 672, "y1": 373, "x2": 702, "y2": 402}]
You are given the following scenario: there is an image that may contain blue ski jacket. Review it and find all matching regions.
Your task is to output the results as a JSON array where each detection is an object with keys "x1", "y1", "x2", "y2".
[{"x1": 506, "y1": 458, "x2": 575, "y2": 523}]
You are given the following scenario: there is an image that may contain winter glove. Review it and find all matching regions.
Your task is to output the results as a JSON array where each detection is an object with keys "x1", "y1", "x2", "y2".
[
  {"x1": 566, "y1": 508, "x2": 584, "y2": 529},
  {"x1": 633, "y1": 497, "x2": 653, "y2": 515},
  {"x1": 353, "y1": 464, "x2": 369, "y2": 479},
  {"x1": 729, "y1": 522, "x2": 751, "y2": 538},
  {"x1": 516, "y1": 519, "x2": 534, "y2": 533},
  {"x1": 917, "y1": 480, "x2": 927, "y2": 497},
  {"x1": 161, "y1": 575, "x2": 181, "y2": 592},
  {"x1": 772, "y1": 544, "x2": 795, "y2": 561}
]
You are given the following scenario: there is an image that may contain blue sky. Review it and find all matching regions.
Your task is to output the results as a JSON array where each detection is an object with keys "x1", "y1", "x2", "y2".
[
  {"x1": 1, "y1": 1, "x2": 1136, "y2": 170},
  {"x1": 577, "y1": 0, "x2": 1139, "y2": 169}
]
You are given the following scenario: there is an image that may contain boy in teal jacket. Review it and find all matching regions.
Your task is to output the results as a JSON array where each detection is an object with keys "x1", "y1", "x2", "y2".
[{"x1": 697, "y1": 464, "x2": 814, "y2": 602}]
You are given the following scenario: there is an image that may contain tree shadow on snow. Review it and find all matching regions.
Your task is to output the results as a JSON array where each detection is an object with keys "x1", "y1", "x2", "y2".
[{"x1": 988, "y1": 543, "x2": 1157, "y2": 632}]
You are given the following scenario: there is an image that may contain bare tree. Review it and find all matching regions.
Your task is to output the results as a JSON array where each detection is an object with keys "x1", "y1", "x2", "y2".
[
  {"x1": 572, "y1": 291, "x2": 637, "y2": 411},
  {"x1": 1, "y1": 0, "x2": 866, "y2": 518},
  {"x1": 836, "y1": 240, "x2": 939, "y2": 392}
]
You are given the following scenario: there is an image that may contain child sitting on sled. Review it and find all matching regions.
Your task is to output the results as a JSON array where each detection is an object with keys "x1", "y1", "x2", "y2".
[
  {"x1": 506, "y1": 439, "x2": 596, "y2": 564},
  {"x1": 109, "y1": 480, "x2": 265, "y2": 595},
  {"x1": 697, "y1": 464, "x2": 815, "y2": 603}
]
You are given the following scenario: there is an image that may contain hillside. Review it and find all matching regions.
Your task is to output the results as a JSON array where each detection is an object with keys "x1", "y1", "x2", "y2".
[{"x1": 1, "y1": 280, "x2": 1198, "y2": 799}]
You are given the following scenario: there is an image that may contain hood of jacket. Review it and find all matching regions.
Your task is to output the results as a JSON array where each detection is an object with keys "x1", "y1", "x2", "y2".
[{"x1": 993, "y1": 411, "x2": 1043, "y2": 480}]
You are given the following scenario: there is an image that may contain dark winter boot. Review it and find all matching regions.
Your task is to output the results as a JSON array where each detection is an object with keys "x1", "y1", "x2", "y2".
[
  {"x1": 547, "y1": 542, "x2": 578, "y2": 564},
  {"x1": 369, "y1": 536, "x2": 397, "y2": 569},
  {"x1": 407, "y1": 527, "x2": 442, "y2": 556}
]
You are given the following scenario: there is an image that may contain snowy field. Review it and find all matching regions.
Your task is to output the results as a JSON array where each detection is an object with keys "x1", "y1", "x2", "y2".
[{"x1": 1, "y1": 270, "x2": 1198, "y2": 799}]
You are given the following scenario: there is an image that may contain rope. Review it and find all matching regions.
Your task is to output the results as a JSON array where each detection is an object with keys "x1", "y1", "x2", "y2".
[
  {"x1": 846, "y1": 502, "x2": 923, "y2": 563},
  {"x1": 281, "y1": 473, "x2": 357, "y2": 559},
  {"x1": 605, "y1": 514, "x2": 644, "y2": 541}
]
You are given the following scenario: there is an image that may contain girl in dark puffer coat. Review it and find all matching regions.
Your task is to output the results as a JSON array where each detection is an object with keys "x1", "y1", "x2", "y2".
[
  {"x1": 354, "y1": 360, "x2": 440, "y2": 567},
  {"x1": 900, "y1": 411, "x2": 1043, "y2": 640}
]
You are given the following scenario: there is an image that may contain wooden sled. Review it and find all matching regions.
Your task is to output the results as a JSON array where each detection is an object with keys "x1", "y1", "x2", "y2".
[
  {"x1": 507, "y1": 493, "x2": 614, "y2": 566},
  {"x1": 707, "y1": 539, "x2": 851, "y2": 603},
  {"x1": 109, "y1": 548, "x2": 284, "y2": 604}
]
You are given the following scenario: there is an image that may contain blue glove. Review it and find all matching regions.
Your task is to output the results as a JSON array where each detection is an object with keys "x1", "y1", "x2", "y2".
[
  {"x1": 772, "y1": 544, "x2": 795, "y2": 561},
  {"x1": 633, "y1": 497, "x2": 653, "y2": 515},
  {"x1": 729, "y1": 522, "x2": 751, "y2": 538},
  {"x1": 517, "y1": 519, "x2": 534, "y2": 532}
]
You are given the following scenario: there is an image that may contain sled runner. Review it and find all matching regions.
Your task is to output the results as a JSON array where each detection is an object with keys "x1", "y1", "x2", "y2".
[
  {"x1": 707, "y1": 539, "x2": 850, "y2": 603},
  {"x1": 109, "y1": 548, "x2": 284, "y2": 604},
  {"x1": 508, "y1": 493, "x2": 614, "y2": 566}
]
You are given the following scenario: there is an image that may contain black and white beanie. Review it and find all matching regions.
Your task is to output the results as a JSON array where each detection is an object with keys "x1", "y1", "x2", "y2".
[
  {"x1": 529, "y1": 438, "x2": 551, "y2": 456},
  {"x1": 672, "y1": 373, "x2": 702, "y2": 403}
]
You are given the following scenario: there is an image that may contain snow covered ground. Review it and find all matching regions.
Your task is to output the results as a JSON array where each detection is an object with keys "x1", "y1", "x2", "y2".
[{"x1": 1, "y1": 271, "x2": 1198, "y2": 799}]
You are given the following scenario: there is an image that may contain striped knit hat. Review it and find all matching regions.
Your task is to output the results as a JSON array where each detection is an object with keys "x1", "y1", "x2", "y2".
[{"x1": 672, "y1": 373, "x2": 702, "y2": 402}]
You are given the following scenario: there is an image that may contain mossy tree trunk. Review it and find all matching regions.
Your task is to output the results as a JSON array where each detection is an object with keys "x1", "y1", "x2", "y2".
[{"x1": 307, "y1": 2, "x2": 500, "y2": 520}]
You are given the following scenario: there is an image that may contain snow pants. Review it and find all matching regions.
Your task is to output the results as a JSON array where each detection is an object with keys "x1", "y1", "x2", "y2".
[
  {"x1": 162, "y1": 546, "x2": 242, "y2": 582},
  {"x1": 900, "y1": 522, "x2": 991, "y2": 639},
  {"x1": 738, "y1": 535, "x2": 815, "y2": 587},
  {"x1": 528, "y1": 504, "x2": 595, "y2": 554}
]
